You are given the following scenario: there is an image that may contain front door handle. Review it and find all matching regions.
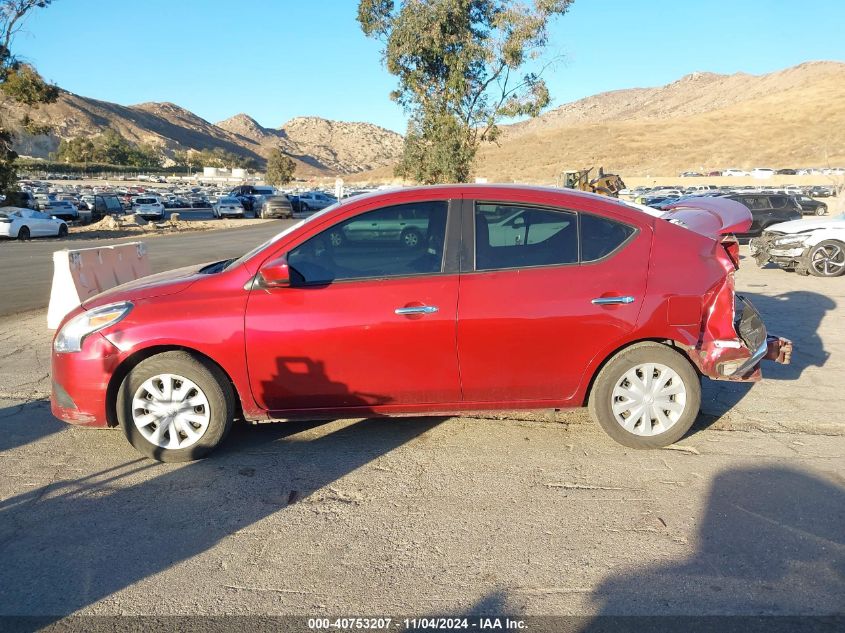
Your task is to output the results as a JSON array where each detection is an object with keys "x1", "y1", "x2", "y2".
[
  {"x1": 591, "y1": 296, "x2": 635, "y2": 305},
  {"x1": 395, "y1": 305, "x2": 439, "y2": 315}
]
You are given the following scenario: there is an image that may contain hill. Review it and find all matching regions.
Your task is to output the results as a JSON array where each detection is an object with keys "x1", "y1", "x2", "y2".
[
  {"x1": 1, "y1": 91, "x2": 403, "y2": 176},
  {"x1": 472, "y1": 61, "x2": 845, "y2": 182}
]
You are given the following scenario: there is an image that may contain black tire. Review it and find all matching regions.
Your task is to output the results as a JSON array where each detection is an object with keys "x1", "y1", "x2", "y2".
[
  {"x1": 815, "y1": 206, "x2": 827, "y2": 216},
  {"x1": 116, "y1": 351, "x2": 235, "y2": 462},
  {"x1": 588, "y1": 342, "x2": 701, "y2": 449},
  {"x1": 400, "y1": 227, "x2": 423, "y2": 249},
  {"x1": 805, "y1": 240, "x2": 845, "y2": 278},
  {"x1": 301, "y1": 203, "x2": 310, "y2": 213},
  {"x1": 57, "y1": 224, "x2": 68, "y2": 238},
  {"x1": 17, "y1": 226, "x2": 30, "y2": 241}
]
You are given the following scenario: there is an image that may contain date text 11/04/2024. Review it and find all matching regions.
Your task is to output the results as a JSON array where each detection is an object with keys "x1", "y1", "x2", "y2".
[{"x1": 307, "y1": 617, "x2": 527, "y2": 630}]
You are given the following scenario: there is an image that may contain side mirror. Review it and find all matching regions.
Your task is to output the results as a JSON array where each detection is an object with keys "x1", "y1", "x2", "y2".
[{"x1": 259, "y1": 256, "x2": 291, "y2": 288}]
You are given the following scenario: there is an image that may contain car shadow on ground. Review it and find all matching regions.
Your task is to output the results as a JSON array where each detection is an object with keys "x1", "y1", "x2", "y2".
[
  {"x1": 579, "y1": 466, "x2": 845, "y2": 630},
  {"x1": 693, "y1": 289, "x2": 835, "y2": 430},
  {"x1": 424, "y1": 468, "x2": 844, "y2": 633},
  {"x1": 0, "y1": 414, "x2": 448, "y2": 625},
  {"x1": 0, "y1": 399, "x2": 64, "y2": 455}
]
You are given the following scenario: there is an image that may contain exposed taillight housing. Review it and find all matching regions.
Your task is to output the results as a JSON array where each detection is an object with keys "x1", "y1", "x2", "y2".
[{"x1": 720, "y1": 235, "x2": 740, "y2": 270}]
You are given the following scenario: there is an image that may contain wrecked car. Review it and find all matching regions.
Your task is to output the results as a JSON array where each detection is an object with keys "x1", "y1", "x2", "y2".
[
  {"x1": 51, "y1": 186, "x2": 792, "y2": 462},
  {"x1": 749, "y1": 213, "x2": 845, "y2": 277}
]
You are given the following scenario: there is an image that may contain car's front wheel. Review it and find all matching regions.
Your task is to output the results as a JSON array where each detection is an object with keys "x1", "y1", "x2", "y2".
[
  {"x1": 58, "y1": 224, "x2": 68, "y2": 238},
  {"x1": 116, "y1": 351, "x2": 235, "y2": 462},
  {"x1": 806, "y1": 240, "x2": 845, "y2": 277},
  {"x1": 816, "y1": 206, "x2": 827, "y2": 216},
  {"x1": 17, "y1": 226, "x2": 30, "y2": 241},
  {"x1": 588, "y1": 342, "x2": 701, "y2": 449}
]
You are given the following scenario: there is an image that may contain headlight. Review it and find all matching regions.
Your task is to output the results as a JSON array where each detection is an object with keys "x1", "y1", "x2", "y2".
[
  {"x1": 54, "y1": 301, "x2": 133, "y2": 353},
  {"x1": 773, "y1": 234, "x2": 810, "y2": 246}
]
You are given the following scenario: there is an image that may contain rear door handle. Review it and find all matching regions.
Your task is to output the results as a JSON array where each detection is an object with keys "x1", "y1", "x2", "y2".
[
  {"x1": 591, "y1": 296, "x2": 635, "y2": 305},
  {"x1": 395, "y1": 305, "x2": 439, "y2": 315}
]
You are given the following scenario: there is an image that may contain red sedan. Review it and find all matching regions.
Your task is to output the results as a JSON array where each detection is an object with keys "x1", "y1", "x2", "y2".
[{"x1": 50, "y1": 185, "x2": 792, "y2": 461}]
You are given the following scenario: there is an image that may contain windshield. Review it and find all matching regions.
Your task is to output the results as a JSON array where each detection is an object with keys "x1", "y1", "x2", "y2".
[{"x1": 223, "y1": 202, "x2": 343, "y2": 272}]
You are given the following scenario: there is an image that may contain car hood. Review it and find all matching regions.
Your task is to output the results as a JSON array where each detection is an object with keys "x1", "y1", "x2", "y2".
[
  {"x1": 765, "y1": 213, "x2": 845, "y2": 234},
  {"x1": 81, "y1": 261, "x2": 210, "y2": 309}
]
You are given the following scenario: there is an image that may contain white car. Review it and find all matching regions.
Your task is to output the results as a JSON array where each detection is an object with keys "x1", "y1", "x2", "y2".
[
  {"x1": 132, "y1": 197, "x2": 165, "y2": 220},
  {"x1": 212, "y1": 197, "x2": 244, "y2": 219},
  {"x1": 750, "y1": 213, "x2": 845, "y2": 277},
  {"x1": 0, "y1": 207, "x2": 68, "y2": 240},
  {"x1": 722, "y1": 169, "x2": 749, "y2": 177},
  {"x1": 751, "y1": 168, "x2": 775, "y2": 179}
]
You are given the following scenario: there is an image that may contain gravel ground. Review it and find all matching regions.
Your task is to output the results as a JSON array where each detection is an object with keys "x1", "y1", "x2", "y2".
[{"x1": 0, "y1": 243, "x2": 842, "y2": 622}]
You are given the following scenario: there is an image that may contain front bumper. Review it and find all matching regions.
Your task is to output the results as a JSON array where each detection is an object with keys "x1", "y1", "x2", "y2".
[
  {"x1": 51, "y1": 332, "x2": 125, "y2": 427},
  {"x1": 749, "y1": 235, "x2": 809, "y2": 268}
]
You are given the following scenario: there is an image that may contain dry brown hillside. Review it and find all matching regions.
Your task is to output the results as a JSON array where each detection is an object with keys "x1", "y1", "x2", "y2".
[
  {"x1": 2, "y1": 90, "x2": 403, "y2": 176},
  {"x1": 215, "y1": 114, "x2": 404, "y2": 174},
  {"x1": 474, "y1": 61, "x2": 845, "y2": 182}
]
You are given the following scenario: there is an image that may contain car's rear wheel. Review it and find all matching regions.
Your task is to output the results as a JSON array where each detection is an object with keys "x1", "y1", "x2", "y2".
[
  {"x1": 58, "y1": 224, "x2": 68, "y2": 238},
  {"x1": 806, "y1": 240, "x2": 845, "y2": 277},
  {"x1": 17, "y1": 226, "x2": 30, "y2": 241},
  {"x1": 116, "y1": 351, "x2": 235, "y2": 462},
  {"x1": 588, "y1": 343, "x2": 701, "y2": 449}
]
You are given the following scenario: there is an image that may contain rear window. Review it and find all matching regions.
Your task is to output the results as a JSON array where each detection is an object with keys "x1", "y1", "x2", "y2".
[
  {"x1": 580, "y1": 213, "x2": 636, "y2": 261},
  {"x1": 135, "y1": 198, "x2": 157, "y2": 204}
]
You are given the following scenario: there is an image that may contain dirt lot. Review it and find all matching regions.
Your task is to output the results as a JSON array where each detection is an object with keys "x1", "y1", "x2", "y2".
[
  {"x1": 65, "y1": 214, "x2": 277, "y2": 241},
  {"x1": 0, "y1": 242, "x2": 842, "y2": 623}
]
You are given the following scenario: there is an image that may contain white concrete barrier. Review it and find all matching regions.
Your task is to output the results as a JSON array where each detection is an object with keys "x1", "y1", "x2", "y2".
[{"x1": 47, "y1": 242, "x2": 150, "y2": 330}]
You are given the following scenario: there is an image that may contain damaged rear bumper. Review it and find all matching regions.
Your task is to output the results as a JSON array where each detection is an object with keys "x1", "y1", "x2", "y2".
[{"x1": 684, "y1": 296, "x2": 792, "y2": 382}]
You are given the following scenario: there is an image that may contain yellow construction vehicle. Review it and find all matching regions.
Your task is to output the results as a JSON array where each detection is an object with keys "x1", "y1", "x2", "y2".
[{"x1": 560, "y1": 167, "x2": 626, "y2": 197}]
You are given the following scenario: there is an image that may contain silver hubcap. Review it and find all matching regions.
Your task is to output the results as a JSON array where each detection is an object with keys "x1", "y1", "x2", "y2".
[
  {"x1": 132, "y1": 374, "x2": 210, "y2": 449},
  {"x1": 404, "y1": 232, "x2": 418, "y2": 247},
  {"x1": 611, "y1": 363, "x2": 687, "y2": 436},
  {"x1": 811, "y1": 244, "x2": 845, "y2": 276}
]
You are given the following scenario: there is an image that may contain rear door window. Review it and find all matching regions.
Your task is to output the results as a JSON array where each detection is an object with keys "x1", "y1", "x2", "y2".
[
  {"x1": 580, "y1": 213, "x2": 636, "y2": 261},
  {"x1": 475, "y1": 204, "x2": 577, "y2": 270}
]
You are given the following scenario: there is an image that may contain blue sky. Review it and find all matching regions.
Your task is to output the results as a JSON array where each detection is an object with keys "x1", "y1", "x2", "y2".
[{"x1": 13, "y1": 0, "x2": 845, "y2": 134}]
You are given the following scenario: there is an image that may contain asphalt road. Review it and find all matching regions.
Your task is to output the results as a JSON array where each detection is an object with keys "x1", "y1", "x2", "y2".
[{"x1": 0, "y1": 220, "x2": 292, "y2": 317}]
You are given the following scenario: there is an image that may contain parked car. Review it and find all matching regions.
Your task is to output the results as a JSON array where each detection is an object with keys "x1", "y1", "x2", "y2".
[
  {"x1": 50, "y1": 186, "x2": 792, "y2": 462},
  {"x1": 793, "y1": 194, "x2": 828, "y2": 216},
  {"x1": 132, "y1": 197, "x2": 165, "y2": 220},
  {"x1": 212, "y1": 197, "x2": 245, "y2": 219},
  {"x1": 298, "y1": 191, "x2": 336, "y2": 213},
  {"x1": 750, "y1": 168, "x2": 775, "y2": 179},
  {"x1": 42, "y1": 199, "x2": 79, "y2": 222},
  {"x1": 722, "y1": 169, "x2": 748, "y2": 177},
  {"x1": 1, "y1": 191, "x2": 38, "y2": 210},
  {"x1": 750, "y1": 213, "x2": 845, "y2": 277},
  {"x1": 720, "y1": 193, "x2": 803, "y2": 237},
  {"x1": 258, "y1": 195, "x2": 294, "y2": 219},
  {"x1": 808, "y1": 186, "x2": 834, "y2": 198},
  {"x1": 0, "y1": 208, "x2": 68, "y2": 239},
  {"x1": 89, "y1": 194, "x2": 125, "y2": 222}
]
